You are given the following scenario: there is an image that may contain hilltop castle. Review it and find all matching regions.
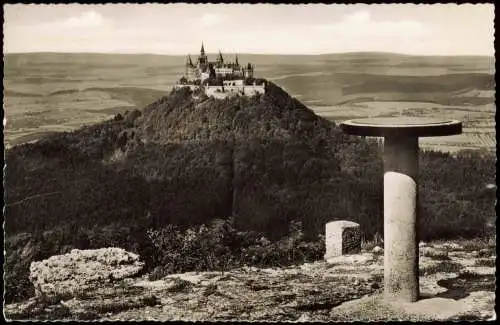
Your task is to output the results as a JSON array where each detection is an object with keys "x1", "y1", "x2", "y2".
[
  {"x1": 176, "y1": 43, "x2": 266, "y2": 98},
  {"x1": 186, "y1": 43, "x2": 255, "y2": 81}
]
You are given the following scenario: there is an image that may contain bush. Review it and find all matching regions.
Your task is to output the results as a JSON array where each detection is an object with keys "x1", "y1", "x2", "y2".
[{"x1": 146, "y1": 219, "x2": 324, "y2": 280}]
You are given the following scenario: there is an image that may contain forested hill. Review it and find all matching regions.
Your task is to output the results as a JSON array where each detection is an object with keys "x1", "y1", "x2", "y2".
[
  {"x1": 5, "y1": 81, "x2": 494, "y2": 239},
  {"x1": 6, "y1": 82, "x2": 378, "y2": 237},
  {"x1": 4, "y1": 81, "x2": 495, "y2": 304},
  {"x1": 138, "y1": 82, "x2": 338, "y2": 143}
]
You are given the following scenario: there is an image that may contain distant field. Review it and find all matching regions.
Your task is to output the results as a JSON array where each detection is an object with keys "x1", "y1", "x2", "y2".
[{"x1": 3, "y1": 52, "x2": 495, "y2": 151}]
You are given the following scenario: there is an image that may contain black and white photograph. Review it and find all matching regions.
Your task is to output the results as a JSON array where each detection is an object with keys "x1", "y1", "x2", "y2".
[{"x1": 2, "y1": 2, "x2": 496, "y2": 321}]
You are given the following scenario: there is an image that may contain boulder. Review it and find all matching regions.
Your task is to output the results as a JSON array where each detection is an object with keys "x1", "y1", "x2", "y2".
[
  {"x1": 372, "y1": 246, "x2": 384, "y2": 254},
  {"x1": 420, "y1": 246, "x2": 448, "y2": 259},
  {"x1": 478, "y1": 248, "x2": 493, "y2": 258},
  {"x1": 462, "y1": 266, "x2": 495, "y2": 276},
  {"x1": 29, "y1": 247, "x2": 144, "y2": 299},
  {"x1": 432, "y1": 242, "x2": 463, "y2": 251}
]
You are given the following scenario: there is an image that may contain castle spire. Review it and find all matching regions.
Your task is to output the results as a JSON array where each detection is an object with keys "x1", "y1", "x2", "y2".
[
  {"x1": 187, "y1": 54, "x2": 193, "y2": 66},
  {"x1": 217, "y1": 49, "x2": 224, "y2": 63},
  {"x1": 200, "y1": 42, "x2": 205, "y2": 55},
  {"x1": 235, "y1": 53, "x2": 239, "y2": 66}
]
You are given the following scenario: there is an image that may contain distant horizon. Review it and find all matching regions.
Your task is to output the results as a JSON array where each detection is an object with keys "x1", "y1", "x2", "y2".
[{"x1": 4, "y1": 50, "x2": 495, "y2": 59}]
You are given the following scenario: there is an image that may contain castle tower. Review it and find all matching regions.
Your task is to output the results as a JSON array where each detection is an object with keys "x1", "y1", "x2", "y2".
[
  {"x1": 217, "y1": 50, "x2": 224, "y2": 66},
  {"x1": 235, "y1": 54, "x2": 239, "y2": 67},
  {"x1": 185, "y1": 54, "x2": 194, "y2": 79},
  {"x1": 198, "y1": 42, "x2": 207, "y2": 68},
  {"x1": 246, "y1": 62, "x2": 254, "y2": 78}
]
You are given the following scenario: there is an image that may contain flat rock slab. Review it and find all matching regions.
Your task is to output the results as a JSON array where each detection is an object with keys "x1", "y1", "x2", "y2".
[
  {"x1": 419, "y1": 273, "x2": 459, "y2": 296},
  {"x1": 5, "y1": 261, "x2": 382, "y2": 321},
  {"x1": 330, "y1": 292, "x2": 495, "y2": 321},
  {"x1": 463, "y1": 266, "x2": 496, "y2": 275},
  {"x1": 5, "y1": 242, "x2": 494, "y2": 321},
  {"x1": 326, "y1": 253, "x2": 375, "y2": 265}
]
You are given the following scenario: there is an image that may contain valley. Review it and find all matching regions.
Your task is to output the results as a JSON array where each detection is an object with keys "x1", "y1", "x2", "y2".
[{"x1": 3, "y1": 52, "x2": 495, "y2": 152}]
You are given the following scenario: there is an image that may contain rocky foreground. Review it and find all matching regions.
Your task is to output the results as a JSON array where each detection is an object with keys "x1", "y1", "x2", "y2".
[{"x1": 4, "y1": 242, "x2": 496, "y2": 321}]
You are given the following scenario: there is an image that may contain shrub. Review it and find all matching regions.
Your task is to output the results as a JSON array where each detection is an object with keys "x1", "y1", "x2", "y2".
[
  {"x1": 146, "y1": 218, "x2": 239, "y2": 278},
  {"x1": 146, "y1": 219, "x2": 324, "y2": 280}
]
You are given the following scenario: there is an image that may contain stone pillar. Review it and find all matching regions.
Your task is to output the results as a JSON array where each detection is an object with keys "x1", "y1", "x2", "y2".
[
  {"x1": 340, "y1": 117, "x2": 462, "y2": 304},
  {"x1": 383, "y1": 136, "x2": 419, "y2": 302},
  {"x1": 324, "y1": 220, "x2": 361, "y2": 260}
]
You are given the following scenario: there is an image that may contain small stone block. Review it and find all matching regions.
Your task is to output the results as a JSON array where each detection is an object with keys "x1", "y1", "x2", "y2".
[{"x1": 324, "y1": 220, "x2": 361, "y2": 260}]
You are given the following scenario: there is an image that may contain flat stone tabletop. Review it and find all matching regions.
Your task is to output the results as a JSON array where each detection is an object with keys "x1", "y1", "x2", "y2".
[{"x1": 340, "y1": 117, "x2": 462, "y2": 137}]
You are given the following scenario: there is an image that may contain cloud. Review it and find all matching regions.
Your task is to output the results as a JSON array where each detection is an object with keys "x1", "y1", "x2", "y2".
[
  {"x1": 64, "y1": 11, "x2": 104, "y2": 27},
  {"x1": 344, "y1": 11, "x2": 371, "y2": 23},
  {"x1": 200, "y1": 13, "x2": 224, "y2": 26},
  {"x1": 34, "y1": 10, "x2": 110, "y2": 31},
  {"x1": 315, "y1": 11, "x2": 430, "y2": 39},
  {"x1": 3, "y1": 10, "x2": 116, "y2": 53},
  {"x1": 225, "y1": 10, "x2": 432, "y2": 54}
]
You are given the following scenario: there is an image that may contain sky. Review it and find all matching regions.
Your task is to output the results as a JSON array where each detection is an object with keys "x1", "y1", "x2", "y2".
[{"x1": 3, "y1": 4, "x2": 495, "y2": 56}]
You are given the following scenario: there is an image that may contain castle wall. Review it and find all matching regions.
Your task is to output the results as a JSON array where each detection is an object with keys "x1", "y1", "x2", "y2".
[
  {"x1": 205, "y1": 85, "x2": 241, "y2": 99},
  {"x1": 224, "y1": 86, "x2": 244, "y2": 94},
  {"x1": 201, "y1": 72, "x2": 210, "y2": 81},
  {"x1": 215, "y1": 67, "x2": 237, "y2": 78},
  {"x1": 205, "y1": 84, "x2": 265, "y2": 99},
  {"x1": 174, "y1": 84, "x2": 199, "y2": 91},
  {"x1": 223, "y1": 79, "x2": 244, "y2": 87},
  {"x1": 243, "y1": 69, "x2": 254, "y2": 78},
  {"x1": 215, "y1": 67, "x2": 233, "y2": 74},
  {"x1": 243, "y1": 85, "x2": 265, "y2": 96},
  {"x1": 205, "y1": 86, "x2": 224, "y2": 97}
]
